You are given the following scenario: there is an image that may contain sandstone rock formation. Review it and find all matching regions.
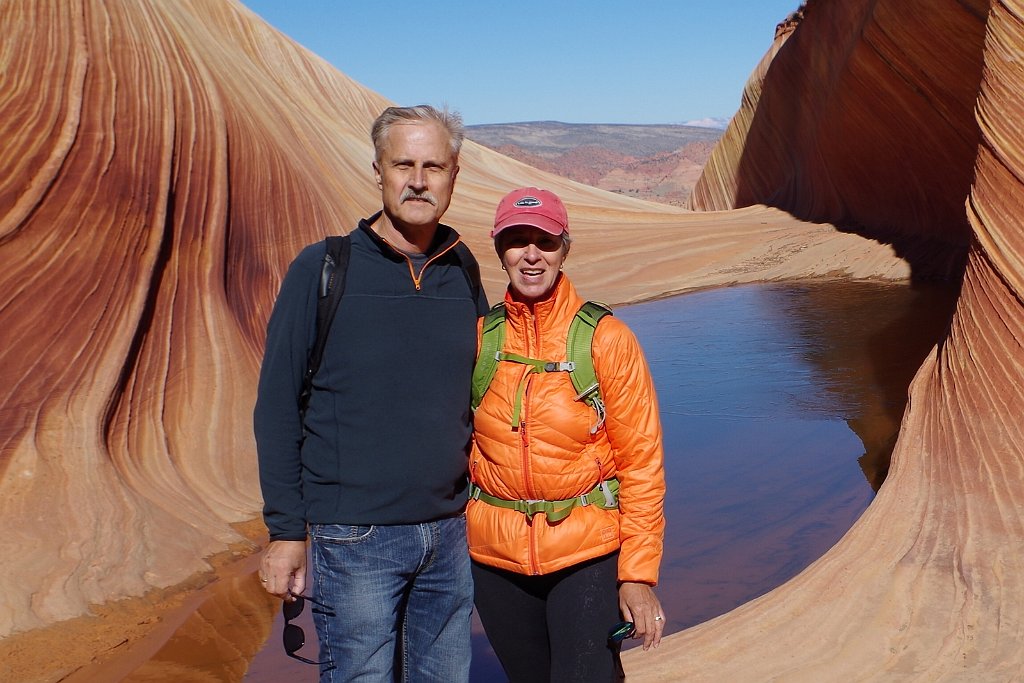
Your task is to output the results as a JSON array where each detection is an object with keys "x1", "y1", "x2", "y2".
[
  {"x1": 1, "y1": 0, "x2": 1020, "y2": 680},
  {"x1": 688, "y1": 0, "x2": 985, "y2": 280}
]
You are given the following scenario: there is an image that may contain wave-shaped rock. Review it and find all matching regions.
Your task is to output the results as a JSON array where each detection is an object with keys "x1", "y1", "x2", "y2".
[
  {"x1": 2, "y1": 0, "x2": 1020, "y2": 679},
  {"x1": 690, "y1": 0, "x2": 987, "y2": 280}
]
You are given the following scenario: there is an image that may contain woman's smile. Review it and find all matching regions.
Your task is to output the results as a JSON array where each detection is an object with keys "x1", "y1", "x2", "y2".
[{"x1": 499, "y1": 226, "x2": 566, "y2": 306}]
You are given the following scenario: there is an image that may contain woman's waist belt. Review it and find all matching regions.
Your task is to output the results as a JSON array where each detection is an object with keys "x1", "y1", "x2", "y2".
[{"x1": 469, "y1": 478, "x2": 619, "y2": 523}]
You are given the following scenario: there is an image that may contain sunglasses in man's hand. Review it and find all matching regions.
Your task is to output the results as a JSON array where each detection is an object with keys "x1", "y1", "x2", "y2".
[{"x1": 283, "y1": 593, "x2": 335, "y2": 667}]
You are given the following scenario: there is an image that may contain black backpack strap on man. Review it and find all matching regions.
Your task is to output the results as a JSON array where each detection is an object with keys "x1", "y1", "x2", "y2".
[
  {"x1": 451, "y1": 241, "x2": 482, "y2": 304},
  {"x1": 298, "y1": 235, "x2": 351, "y2": 415}
]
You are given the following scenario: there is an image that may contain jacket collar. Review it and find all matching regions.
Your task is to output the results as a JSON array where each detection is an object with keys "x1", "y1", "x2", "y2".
[
  {"x1": 502, "y1": 274, "x2": 585, "y2": 333},
  {"x1": 357, "y1": 211, "x2": 461, "y2": 261}
]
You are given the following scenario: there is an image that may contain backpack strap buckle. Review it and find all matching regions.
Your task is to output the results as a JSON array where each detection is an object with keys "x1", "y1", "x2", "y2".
[{"x1": 469, "y1": 479, "x2": 620, "y2": 522}]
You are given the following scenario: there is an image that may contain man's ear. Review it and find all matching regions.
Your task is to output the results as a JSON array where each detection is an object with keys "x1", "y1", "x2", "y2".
[{"x1": 372, "y1": 160, "x2": 383, "y2": 190}]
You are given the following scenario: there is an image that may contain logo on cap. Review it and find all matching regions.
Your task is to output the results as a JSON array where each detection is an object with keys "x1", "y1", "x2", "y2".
[{"x1": 513, "y1": 197, "x2": 542, "y2": 208}]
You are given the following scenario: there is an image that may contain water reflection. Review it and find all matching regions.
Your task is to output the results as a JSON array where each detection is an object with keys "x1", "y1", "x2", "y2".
[
  {"x1": 68, "y1": 280, "x2": 957, "y2": 681},
  {"x1": 615, "y1": 280, "x2": 957, "y2": 633},
  {"x1": 768, "y1": 282, "x2": 959, "y2": 490}
]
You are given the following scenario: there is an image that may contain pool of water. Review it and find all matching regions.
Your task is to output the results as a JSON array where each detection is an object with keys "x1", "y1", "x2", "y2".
[
  {"x1": 87, "y1": 280, "x2": 959, "y2": 681},
  {"x1": 614, "y1": 280, "x2": 957, "y2": 636}
]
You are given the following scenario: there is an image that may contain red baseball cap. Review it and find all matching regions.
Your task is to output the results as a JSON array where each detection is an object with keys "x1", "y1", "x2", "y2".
[{"x1": 491, "y1": 187, "x2": 569, "y2": 238}]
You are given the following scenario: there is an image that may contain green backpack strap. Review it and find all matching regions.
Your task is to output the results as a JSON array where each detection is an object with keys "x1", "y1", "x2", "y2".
[
  {"x1": 471, "y1": 303, "x2": 508, "y2": 411},
  {"x1": 567, "y1": 301, "x2": 613, "y2": 432},
  {"x1": 471, "y1": 300, "x2": 612, "y2": 432}
]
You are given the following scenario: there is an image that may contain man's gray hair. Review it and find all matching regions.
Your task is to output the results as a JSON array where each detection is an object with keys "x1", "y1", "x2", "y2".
[{"x1": 371, "y1": 105, "x2": 465, "y2": 161}]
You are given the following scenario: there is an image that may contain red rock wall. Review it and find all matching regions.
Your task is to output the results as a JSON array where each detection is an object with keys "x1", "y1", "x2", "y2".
[
  {"x1": 690, "y1": 0, "x2": 990, "y2": 278},
  {"x1": 0, "y1": 0, "x2": 395, "y2": 633}
]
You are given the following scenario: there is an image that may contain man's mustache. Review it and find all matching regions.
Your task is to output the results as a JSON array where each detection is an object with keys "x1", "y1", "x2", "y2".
[{"x1": 400, "y1": 188, "x2": 438, "y2": 206}]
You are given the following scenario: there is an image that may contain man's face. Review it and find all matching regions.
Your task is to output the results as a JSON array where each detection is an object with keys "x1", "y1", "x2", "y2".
[{"x1": 373, "y1": 121, "x2": 459, "y2": 232}]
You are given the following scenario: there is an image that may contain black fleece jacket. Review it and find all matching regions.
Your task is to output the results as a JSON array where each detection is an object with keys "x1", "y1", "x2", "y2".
[{"x1": 254, "y1": 214, "x2": 488, "y2": 540}]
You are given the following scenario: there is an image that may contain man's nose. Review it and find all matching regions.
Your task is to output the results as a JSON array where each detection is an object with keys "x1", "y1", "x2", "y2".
[{"x1": 409, "y1": 166, "x2": 426, "y2": 189}]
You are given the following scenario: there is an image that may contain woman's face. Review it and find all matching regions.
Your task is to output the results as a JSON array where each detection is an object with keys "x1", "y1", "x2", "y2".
[{"x1": 497, "y1": 226, "x2": 567, "y2": 306}]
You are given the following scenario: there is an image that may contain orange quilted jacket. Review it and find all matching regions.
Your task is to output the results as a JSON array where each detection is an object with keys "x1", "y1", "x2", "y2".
[{"x1": 468, "y1": 275, "x2": 665, "y2": 583}]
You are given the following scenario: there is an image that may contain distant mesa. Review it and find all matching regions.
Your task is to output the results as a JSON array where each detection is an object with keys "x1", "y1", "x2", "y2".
[{"x1": 466, "y1": 121, "x2": 722, "y2": 206}]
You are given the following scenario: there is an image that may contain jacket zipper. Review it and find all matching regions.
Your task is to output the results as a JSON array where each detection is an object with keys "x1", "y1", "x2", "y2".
[
  {"x1": 522, "y1": 381, "x2": 542, "y2": 575},
  {"x1": 520, "y1": 377, "x2": 534, "y2": 494},
  {"x1": 383, "y1": 236, "x2": 461, "y2": 291},
  {"x1": 523, "y1": 308, "x2": 542, "y2": 575}
]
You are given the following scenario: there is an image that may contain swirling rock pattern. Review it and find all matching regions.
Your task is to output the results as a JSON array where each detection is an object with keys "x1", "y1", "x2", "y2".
[
  {"x1": 0, "y1": 0, "x2": 1019, "y2": 680},
  {"x1": 690, "y1": 0, "x2": 988, "y2": 279}
]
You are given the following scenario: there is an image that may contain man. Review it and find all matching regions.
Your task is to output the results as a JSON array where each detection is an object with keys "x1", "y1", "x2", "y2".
[{"x1": 254, "y1": 105, "x2": 487, "y2": 681}]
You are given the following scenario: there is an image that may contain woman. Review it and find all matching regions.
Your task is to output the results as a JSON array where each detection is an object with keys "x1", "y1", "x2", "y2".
[{"x1": 468, "y1": 187, "x2": 666, "y2": 682}]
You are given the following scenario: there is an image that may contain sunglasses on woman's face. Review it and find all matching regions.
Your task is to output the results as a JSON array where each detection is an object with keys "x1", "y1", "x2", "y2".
[{"x1": 282, "y1": 594, "x2": 334, "y2": 666}]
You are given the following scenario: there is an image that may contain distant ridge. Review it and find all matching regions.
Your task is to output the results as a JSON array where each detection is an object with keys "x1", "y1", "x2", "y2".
[
  {"x1": 466, "y1": 121, "x2": 723, "y2": 206},
  {"x1": 466, "y1": 120, "x2": 721, "y2": 157}
]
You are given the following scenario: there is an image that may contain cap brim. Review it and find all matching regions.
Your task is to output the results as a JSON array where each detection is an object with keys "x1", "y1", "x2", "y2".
[{"x1": 491, "y1": 213, "x2": 566, "y2": 238}]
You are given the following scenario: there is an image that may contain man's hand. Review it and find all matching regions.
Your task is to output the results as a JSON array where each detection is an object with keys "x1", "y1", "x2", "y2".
[{"x1": 259, "y1": 540, "x2": 307, "y2": 600}]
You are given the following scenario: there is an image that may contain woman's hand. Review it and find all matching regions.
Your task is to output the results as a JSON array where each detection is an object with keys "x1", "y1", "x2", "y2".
[{"x1": 618, "y1": 581, "x2": 665, "y2": 650}]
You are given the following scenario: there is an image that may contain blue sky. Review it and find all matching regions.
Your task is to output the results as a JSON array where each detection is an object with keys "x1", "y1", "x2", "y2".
[{"x1": 240, "y1": 1, "x2": 802, "y2": 126}]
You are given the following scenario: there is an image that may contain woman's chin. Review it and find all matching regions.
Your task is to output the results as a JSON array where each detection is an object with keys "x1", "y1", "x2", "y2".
[
  {"x1": 510, "y1": 285, "x2": 553, "y2": 305},
  {"x1": 509, "y1": 274, "x2": 561, "y2": 303}
]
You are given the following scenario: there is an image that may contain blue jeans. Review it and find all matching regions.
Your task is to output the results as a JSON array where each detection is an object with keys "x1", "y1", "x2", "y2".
[{"x1": 309, "y1": 515, "x2": 473, "y2": 682}]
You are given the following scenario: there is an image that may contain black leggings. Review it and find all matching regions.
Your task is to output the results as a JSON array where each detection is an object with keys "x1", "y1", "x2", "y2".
[{"x1": 472, "y1": 552, "x2": 624, "y2": 683}]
